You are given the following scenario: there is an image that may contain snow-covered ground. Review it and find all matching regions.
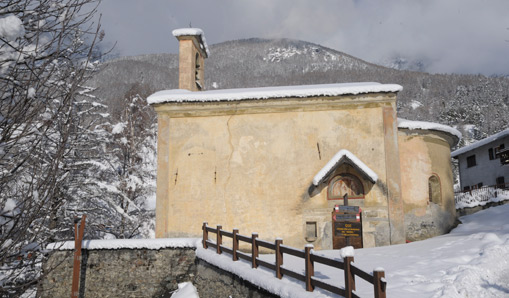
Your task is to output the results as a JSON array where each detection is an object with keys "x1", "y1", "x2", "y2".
[{"x1": 197, "y1": 204, "x2": 509, "y2": 297}]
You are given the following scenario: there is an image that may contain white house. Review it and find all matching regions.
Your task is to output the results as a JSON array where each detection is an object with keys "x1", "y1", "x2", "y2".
[{"x1": 452, "y1": 128, "x2": 509, "y2": 191}]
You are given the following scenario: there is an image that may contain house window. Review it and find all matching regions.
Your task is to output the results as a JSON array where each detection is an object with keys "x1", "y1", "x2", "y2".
[
  {"x1": 466, "y1": 155, "x2": 476, "y2": 168},
  {"x1": 496, "y1": 177, "x2": 505, "y2": 188},
  {"x1": 305, "y1": 222, "x2": 317, "y2": 241},
  {"x1": 489, "y1": 148, "x2": 494, "y2": 160},
  {"x1": 428, "y1": 175, "x2": 441, "y2": 204},
  {"x1": 495, "y1": 144, "x2": 506, "y2": 159},
  {"x1": 328, "y1": 174, "x2": 365, "y2": 200}
]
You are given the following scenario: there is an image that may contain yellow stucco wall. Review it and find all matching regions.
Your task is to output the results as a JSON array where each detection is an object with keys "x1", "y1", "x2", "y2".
[
  {"x1": 398, "y1": 130, "x2": 457, "y2": 241},
  {"x1": 154, "y1": 94, "x2": 400, "y2": 249}
]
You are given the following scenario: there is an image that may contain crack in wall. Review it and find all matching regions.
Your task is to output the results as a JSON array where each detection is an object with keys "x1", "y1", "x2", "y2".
[{"x1": 223, "y1": 115, "x2": 234, "y2": 214}]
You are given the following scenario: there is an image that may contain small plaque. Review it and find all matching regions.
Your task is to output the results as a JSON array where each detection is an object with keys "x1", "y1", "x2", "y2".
[
  {"x1": 334, "y1": 222, "x2": 362, "y2": 237},
  {"x1": 334, "y1": 214, "x2": 357, "y2": 221},
  {"x1": 337, "y1": 206, "x2": 359, "y2": 213}
]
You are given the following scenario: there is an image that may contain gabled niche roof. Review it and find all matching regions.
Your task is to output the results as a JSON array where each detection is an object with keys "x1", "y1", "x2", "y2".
[{"x1": 312, "y1": 149, "x2": 378, "y2": 186}]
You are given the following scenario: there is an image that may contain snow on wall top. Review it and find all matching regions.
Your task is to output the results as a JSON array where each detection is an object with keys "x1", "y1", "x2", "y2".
[
  {"x1": 147, "y1": 82, "x2": 402, "y2": 105},
  {"x1": 398, "y1": 118, "x2": 462, "y2": 142},
  {"x1": 312, "y1": 149, "x2": 378, "y2": 186},
  {"x1": 451, "y1": 127, "x2": 509, "y2": 157},
  {"x1": 46, "y1": 238, "x2": 200, "y2": 251},
  {"x1": 172, "y1": 28, "x2": 210, "y2": 57}
]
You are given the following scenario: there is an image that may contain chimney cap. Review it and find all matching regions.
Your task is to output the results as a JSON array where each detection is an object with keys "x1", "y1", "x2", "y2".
[{"x1": 172, "y1": 28, "x2": 210, "y2": 58}]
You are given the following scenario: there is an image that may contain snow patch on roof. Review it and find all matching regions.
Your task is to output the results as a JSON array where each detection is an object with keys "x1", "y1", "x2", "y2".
[
  {"x1": 398, "y1": 118, "x2": 462, "y2": 140},
  {"x1": 312, "y1": 149, "x2": 378, "y2": 186},
  {"x1": 46, "y1": 238, "x2": 200, "y2": 250},
  {"x1": 147, "y1": 82, "x2": 402, "y2": 105},
  {"x1": 172, "y1": 27, "x2": 210, "y2": 57},
  {"x1": 451, "y1": 127, "x2": 509, "y2": 157}
]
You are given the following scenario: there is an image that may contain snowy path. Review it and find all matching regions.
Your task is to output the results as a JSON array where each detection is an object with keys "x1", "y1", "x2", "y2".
[{"x1": 197, "y1": 204, "x2": 509, "y2": 297}]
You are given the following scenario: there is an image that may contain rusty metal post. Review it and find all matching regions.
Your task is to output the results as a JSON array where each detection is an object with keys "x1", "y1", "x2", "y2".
[
  {"x1": 275, "y1": 238, "x2": 283, "y2": 279},
  {"x1": 216, "y1": 225, "x2": 222, "y2": 254},
  {"x1": 251, "y1": 233, "x2": 258, "y2": 268},
  {"x1": 71, "y1": 215, "x2": 86, "y2": 298},
  {"x1": 305, "y1": 244, "x2": 314, "y2": 291},
  {"x1": 232, "y1": 228, "x2": 239, "y2": 261},
  {"x1": 202, "y1": 222, "x2": 208, "y2": 249},
  {"x1": 343, "y1": 255, "x2": 355, "y2": 298},
  {"x1": 373, "y1": 269, "x2": 386, "y2": 298}
]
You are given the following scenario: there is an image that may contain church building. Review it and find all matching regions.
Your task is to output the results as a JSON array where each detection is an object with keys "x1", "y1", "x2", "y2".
[{"x1": 147, "y1": 28, "x2": 461, "y2": 249}]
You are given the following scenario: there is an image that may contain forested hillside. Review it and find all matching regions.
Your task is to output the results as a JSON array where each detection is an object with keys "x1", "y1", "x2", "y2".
[{"x1": 88, "y1": 38, "x2": 509, "y2": 145}]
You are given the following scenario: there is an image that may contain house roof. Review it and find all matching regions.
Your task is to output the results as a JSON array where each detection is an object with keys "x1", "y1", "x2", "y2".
[
  {"x1": 451, "y1": 127, "x2": 509, "y2": 158},
  {"x1": 312, "y1": 149, "x2": 378, "y2": 186},
  {"x1": 147, "y1": 82, "x2": 403, "y2": 105}
]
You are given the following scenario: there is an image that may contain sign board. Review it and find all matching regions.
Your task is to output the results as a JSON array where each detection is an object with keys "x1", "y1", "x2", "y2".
[
  {"x1": 337, "y1": 206, "x2": 360, "y2": 213},
  {"x1": 334, "y1": 222, "x2": 362, "y2": 237},
  {"x1": 333, "y1": 214, "x2": 358, "y2": 221}
]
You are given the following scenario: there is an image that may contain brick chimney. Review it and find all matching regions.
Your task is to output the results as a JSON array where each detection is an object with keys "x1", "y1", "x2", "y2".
[{"x1": 172, "y1": 28, "x2": 209, "y2": 91}]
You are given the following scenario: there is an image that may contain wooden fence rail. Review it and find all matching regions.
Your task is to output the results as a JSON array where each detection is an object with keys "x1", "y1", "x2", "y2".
[{"x1": 202, "y1": 222, "x2": 387, "y2": 298}]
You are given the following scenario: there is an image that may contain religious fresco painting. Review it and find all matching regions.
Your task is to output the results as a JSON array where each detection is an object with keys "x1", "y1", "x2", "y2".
[{"x1": 328, "y1": 174, "x2": 364, "y2": 200}]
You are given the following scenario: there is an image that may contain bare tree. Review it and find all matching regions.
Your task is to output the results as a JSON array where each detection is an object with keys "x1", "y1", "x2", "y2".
[{"x1": 0, "y1": 0, "x2": 101, "y2": 295}]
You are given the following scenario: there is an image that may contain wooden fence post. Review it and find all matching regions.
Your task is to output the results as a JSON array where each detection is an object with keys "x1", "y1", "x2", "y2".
[
  {"x1": 373, "y1": 268, "x2": 386, "y2": 298},
  {"x1": 202, "y1": 222, "x2": 208, "y2": 249},
  {"x1": 251, "y1": 233, "x2": 258, "y2": 268},
  {"x1": 275, "y1": 238, "x2": 283, "y2": 279},
  {"x1": 343, "y1": 256, "x2": 355, "y2": 298},
  {"x1": 71, "y1": 215, "x2": 86, "y2": 298},
  {"x1": 232, "y1": 228, "x2": 239, "y2": 261},
  {"x1": 305, "y1": 244, "x2": 314, "y2": 292},
  {"x1": 216, "y1": 225, "x2": 222, "y2": 254}
]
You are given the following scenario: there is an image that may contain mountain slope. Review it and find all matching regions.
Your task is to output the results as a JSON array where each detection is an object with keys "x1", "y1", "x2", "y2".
[{"x1": 87, "y1": 38, "x2": 509, "y2": 143}]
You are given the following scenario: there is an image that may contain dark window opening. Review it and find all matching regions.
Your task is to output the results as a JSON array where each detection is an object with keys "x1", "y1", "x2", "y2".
[
  {"x1": 489, "y1": 148, "x2": 494, "y2": 160},
  {"x1": 467, "y1": 155, "x2": 477, "y2": 168},
  {"x1": 496, "y1": 177, "x2": 505, "y2": 188},
  {"x1": 428, "y1": 175, "x2": 441, "y2": 204}
]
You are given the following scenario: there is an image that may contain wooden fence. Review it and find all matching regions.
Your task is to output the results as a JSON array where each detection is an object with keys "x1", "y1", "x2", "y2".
[{"x1": 202, "y1": 222, "x2": 387, "y2": 298}]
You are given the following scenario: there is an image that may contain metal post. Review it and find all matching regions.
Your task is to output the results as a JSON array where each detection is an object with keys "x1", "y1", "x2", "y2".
[{"x1": 71, "y1": 215, "x2": 86, "y2": 298}]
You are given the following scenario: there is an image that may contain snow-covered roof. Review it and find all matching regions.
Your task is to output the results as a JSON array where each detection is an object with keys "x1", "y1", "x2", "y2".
[
  {"x1": 147, "y1": 82, "x2": 402, "y2": 105},
  {"x1": 312, "y1": 149, "x2": 378, "y2": 186},
  {"x1": 172, "y1": 28, "x2": 210, "y2": 57},
  {"x1": 398, "y1": 118, "x2": 462, "y2": 144},
  {"x1": 46, "y1": 238, "x2": 200, "y2": 250},
  {"x1": 451, "y1": 127, "x2": 509, "y2": 157}
]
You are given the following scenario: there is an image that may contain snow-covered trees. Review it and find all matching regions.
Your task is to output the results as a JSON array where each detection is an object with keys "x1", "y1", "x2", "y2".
[{"x1": 0, "y1": 0, "x2": 101, "y2": 295}]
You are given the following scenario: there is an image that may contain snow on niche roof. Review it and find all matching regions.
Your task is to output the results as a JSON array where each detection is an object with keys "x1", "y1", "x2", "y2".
[
  {"x1": 451, "y1": 127, "x2": 509, "y2": 157},
  {"x1": 398, "y1": 118, "x2": 462, "y2": 141},
  {"x1": 312, "y1": 149, "x2": 378, "y2": 186},
  {"x1": 147, "y1": 82, "x2": 402, "y2": 105},
  {"x1": 46, "y1": 238, "x2": 200, "y2": 250},
  {"x1": 172, "y1": 27, "x2": 210, "y2": 57}
]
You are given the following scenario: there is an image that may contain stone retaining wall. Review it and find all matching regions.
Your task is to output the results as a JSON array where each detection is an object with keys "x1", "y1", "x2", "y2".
[
  {"x1": 40, "y1": 246, "x2": 279, "y2": 297},
  {"x1": 40, "y1": 248, "x2": 197, "y2": 297}
]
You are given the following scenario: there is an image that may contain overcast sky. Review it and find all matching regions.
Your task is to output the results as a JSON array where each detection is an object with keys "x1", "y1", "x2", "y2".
[{"x1": 96, "y1": 0, "x2": 509, "y2": 76}]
